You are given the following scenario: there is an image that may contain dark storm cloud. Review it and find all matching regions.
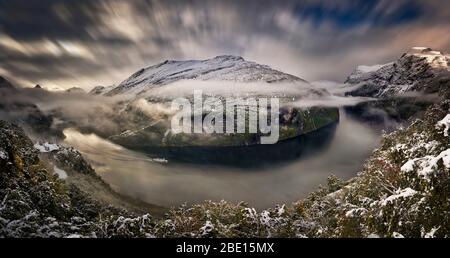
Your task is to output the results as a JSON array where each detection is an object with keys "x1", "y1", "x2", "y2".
[
  {"x1": 0, "y1": 0, "x2": 449, "y2": 89},
  {"x1": 0, "y1": 0, "x2": 104, "y2": 40},
  {"x1": 1, "y1": 55, "x2": 104, "y2": 81}
]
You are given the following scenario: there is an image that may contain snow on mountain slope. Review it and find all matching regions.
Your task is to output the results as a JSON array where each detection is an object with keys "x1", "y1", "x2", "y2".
[
  {"x1": 105, "y1": 55, "x2": 306, "y2": 97},
  {"x1": 346, "y1": 47, "x2": 450, "y2": 98},
  {"x1": 346, "y1": 62, "x2": 394, "y2": 83},
  {"x1": 89, "y1": 85, "x2": 114, "y2": 95},
  {"x1": 85, "y1": 55, "x2": 339, "y2": 148},
  {"x1": 409, "y1": 47, "x2": 450, "y2": 68}
]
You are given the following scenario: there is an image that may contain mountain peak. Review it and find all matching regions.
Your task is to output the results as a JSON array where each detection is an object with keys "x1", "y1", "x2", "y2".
[
  {"x1": 346, "y1": 47, "x2": 450, "y2": 98},
  {"x1": 105, "y1": 55, "x2": 305, "y2": 96},
  {"x1": 212, "y1": 55, "x2": 244, "y2": 61},
  {"x1": 161, "y1": 55, "x2": 244, "y2": 64},
  {"x1": 408, "y1": 47, "x2": 441, "y2": 55},
  {"x1": 404, "y1": 47, "x2": 449, "y2": 69}
]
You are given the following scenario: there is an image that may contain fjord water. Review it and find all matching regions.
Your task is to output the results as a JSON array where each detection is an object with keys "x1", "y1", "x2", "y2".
[{"x1": 63, "y1": 110, "x2": 382, "y2": 209}]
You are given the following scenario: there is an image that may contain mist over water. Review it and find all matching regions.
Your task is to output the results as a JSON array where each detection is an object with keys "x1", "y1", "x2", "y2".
[{"x1": 63, "y1": 110, "x2": 382, "y2": 209}]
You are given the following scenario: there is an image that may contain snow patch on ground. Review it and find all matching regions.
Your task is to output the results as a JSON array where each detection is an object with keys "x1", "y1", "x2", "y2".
[
  {"x1": 392, "y1": 232, "x2": 405, "y2": 238},
  {"x1": 34, "y1": 142, "x2": 60, "y2": 153},
  {"x1": 66, "y1": 234, "x2": 83, "y2": 238},
  {"x1": 260, "y1": 210, "x2": 271, "y2": 227},
  {"x1": 199, "y1": 220, "x2": 214, "y2": 236},
  {"x1": 53, "y1": 165, "x2": 68, "y2": 180},
  {"x1": 423, "y1": 227, "x2": 439, "y2": 238},
  {"x1": 380, "y1": 188, "x2": 417, "y2": 206},
  {"x1": 436, "y1": 114, "x2": 450, "y2": 137},
  {"x1": 0, "y1": 150, "x2": 7, "y2": 160},
  {"x1": 401, "y1": 149, "x2": 450, "y2": 179},
  {"x1": 345, "y1": 208, "x2": 368, "y2": 218}
]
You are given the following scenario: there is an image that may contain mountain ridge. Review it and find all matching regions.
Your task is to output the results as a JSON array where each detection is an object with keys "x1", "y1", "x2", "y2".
[
  {"x1": 103, "y1": 55, "x2": 307, "y2": 97},
  {"x1": 345, "y1": 47, "x2": 450, "y2": 98}
]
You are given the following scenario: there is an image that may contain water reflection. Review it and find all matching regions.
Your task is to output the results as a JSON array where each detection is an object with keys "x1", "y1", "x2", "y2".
[
  {"x1": 63, "y1": 110, "x2": 382, "y2": 209},
  {"x1": 136, "y1": 122, "x2": 337, "y2": 168}
]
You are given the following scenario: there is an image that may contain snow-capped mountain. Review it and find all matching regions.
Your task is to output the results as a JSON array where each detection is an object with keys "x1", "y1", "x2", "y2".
[
  {"x1": 346, "y1": 47, "x2": 450, "y2": 98},
  {"x1": 85, "y1": 55, "x2": 339, "y2": 148},
  {"x1": 103, "y1": 55, "x2": 307, "y2": 97}
]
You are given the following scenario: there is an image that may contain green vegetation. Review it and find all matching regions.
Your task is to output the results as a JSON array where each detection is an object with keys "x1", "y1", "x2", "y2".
[{"x1": 111, "y1": 106, "x2": 339, "y2": 147}]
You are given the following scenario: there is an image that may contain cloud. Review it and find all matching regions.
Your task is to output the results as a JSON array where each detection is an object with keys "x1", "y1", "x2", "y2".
[
  {"x1": 0, "y1": 85, "x2": 127, "y2": 138},
  {"x1": 137, "y1": 80, "x2": 327, "y2": 99},
  {"x1": 290, "y1": 95, "x2": 376, "y2": 108},
  {"x1": 0, "y1": 0, "x2": 448, "y2": 89}
]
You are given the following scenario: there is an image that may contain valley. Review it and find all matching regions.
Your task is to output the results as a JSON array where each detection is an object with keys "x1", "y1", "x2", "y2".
[{"x1": 0, "y1": 47, "x2": 449, "y2": 237}]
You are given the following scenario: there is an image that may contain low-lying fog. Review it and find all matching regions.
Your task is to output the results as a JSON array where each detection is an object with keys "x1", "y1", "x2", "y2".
[
  {"x1": 63, "y1": 110, "x2": 382, "y2": 209},
  {"x1": 0, "y1": 79, "x2": 390, "y2": 209}
]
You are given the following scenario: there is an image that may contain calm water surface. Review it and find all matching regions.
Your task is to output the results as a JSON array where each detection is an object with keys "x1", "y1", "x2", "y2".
[{"x1": 63, "y1": 110, "x2": 382, "y2": 209}]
